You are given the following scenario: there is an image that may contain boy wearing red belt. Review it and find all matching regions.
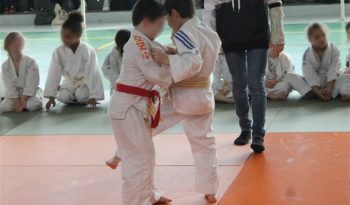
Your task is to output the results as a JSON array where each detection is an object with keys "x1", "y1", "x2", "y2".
[{"x1": 107, "y1": 0, "x2": 172, "y2": 204}]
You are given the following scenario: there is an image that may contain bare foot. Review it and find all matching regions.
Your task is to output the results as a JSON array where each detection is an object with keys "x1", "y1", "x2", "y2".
[
  {"x1": 105, "y1": 156, "x2": 121, "y2": 170},
  {"x1": 153, "y1": 196, "x2": 172, "y2": 204},
  {"x1": 205, "y1": 194, "x2": 217, "y2": 204}
]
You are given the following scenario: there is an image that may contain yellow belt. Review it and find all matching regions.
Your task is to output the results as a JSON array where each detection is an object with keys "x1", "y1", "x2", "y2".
[{"x1": 174, "y1": 78, "x2": 211, "y2": 88}]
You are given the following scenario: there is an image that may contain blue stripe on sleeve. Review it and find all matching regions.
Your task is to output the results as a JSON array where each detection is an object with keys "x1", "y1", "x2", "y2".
[
  {"x1": 174, "y1": 34, "x2": 194, "y2": 50},
  {"x1": 176, "y1": 31, "x2": 195, "y2": 48}
]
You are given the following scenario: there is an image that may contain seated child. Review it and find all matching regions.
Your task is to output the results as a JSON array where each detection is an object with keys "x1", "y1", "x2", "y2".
[
  {"x1": 0, "y1": 32, "x2": 42, "y2": 113},
  {"x1": 44, "y1": 12, "x2": 104, "y2": 110},
  {"x1": 107, "y1": 0, "x2": 172, "y2": 204},
  {"x1": 0, "y1": 70, "x2": 5, "y2": 100},
  {"x1": 302, "y1": 23, "x2": 341, "y2": 101},
  {"x1": 212, "y1": 52, "x2": 234, "y2": 103},
  {"x1": 101, "y1": 29, "x2": 131, "y2": 95},
  {"x1": 334, "y1": 22, "x2": 350, "y2": 101},
  {"x1": 266, "y1": 49, "x2": 311, "y2": 100}
]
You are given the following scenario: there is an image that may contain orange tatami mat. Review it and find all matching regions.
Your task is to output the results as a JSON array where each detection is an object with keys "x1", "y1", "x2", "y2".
[
  {"x1": 219, "y1": 132, "x2": 350, "y2": 205},
  {"x1": 0, "y1": 133, "x2": 249, "y2": 205},
  {"x1": 1, "y1": 133, "x2": 349, "y2": 205}
]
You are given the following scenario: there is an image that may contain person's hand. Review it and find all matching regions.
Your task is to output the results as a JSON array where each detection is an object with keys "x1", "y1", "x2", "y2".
[
  {"x1": 151, "y1": 48, "x2": 170, "y2": 66},
  {"x1": 344, "y1": 68, "x2": 350, "y2": 74},
  {"x1": 165, "y1": 47, "x2": 177, "y2": 55},
  {"x1": 270, "y1": 44, "x2": 284, "y2": 56},
  {"x1": 12, "y1": 98, "x2": 24, "y2": 112},
  {"x1": 313, "y1": 87, "x2": 329, "y2": 101},
  {"x1": 46, "y1": 97, "x2": 56, "y2": 110},
  {"x1": 87, "y1": 98, "x2": 100, "y2": 109},
  {"x1": 19, "y1": 95, "x2": 29, "y2": 107},
  {"x1": 323, "y1": 88, "x2": 332, "y2": 100},
  {"x1": 265, "y1": 79, "x2": 278, "y2": 89}
]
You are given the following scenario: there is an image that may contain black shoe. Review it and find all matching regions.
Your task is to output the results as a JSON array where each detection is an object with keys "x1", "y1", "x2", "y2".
[
  {"x1": 251, "y1": 136, "x2": 265, "y2": 153},
  {"x1": 233, "y1": 131, "x2": 252, "y2": 145}
]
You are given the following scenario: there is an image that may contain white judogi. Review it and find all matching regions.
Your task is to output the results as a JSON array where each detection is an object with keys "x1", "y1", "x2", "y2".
[
  {"x1": 0, "y1": 55, "x2": 42, "y2": 112},
  {"x1": 302, "y1": 43, "x2": 342, "y2": 98},
  {"x1": 333, "y1": 50, "x2": 350, "y2": 98},
  {"x1": 0, "y1": 70, "x2": 5, "y2": 99},
  {"x1": 212, "y1": 53, "x2": 233, "y2": 100},
  {"x1": 101, "y1": 47, "x2": 122, "y2": 95},
  {"x1": 153, "y1": 18, "x2": 221, "y2": 195},
  {"x1": 266, "y1": 52, "x2": 311, "y2": 98},
  {"x1": 44, "y1": 42, "x2": 104, "y2": 104},
  {"x1": 108, "y1": 29, "x2": 172, "y2": 205}
]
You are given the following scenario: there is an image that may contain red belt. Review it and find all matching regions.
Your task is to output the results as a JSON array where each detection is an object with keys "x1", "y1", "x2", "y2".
[{"x1": 116, "y1": 83, "x2": 161, "y2": 128}]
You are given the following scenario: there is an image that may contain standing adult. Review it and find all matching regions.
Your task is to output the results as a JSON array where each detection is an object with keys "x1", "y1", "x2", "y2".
[{"x1": 203, "y1": 0, "x2": 285, "y2": 153}]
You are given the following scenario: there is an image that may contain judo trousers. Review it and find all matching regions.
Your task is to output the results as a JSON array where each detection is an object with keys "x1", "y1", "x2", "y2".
[
  {"x1": 110, "y1": 106, "x2": 158, "y2": 205},
  {"x1": 267, "y1": 73, "x2": 312, "y2": 98},
  {"x1": 153, "y1": 97, "x2": 219, "y2": 195}
]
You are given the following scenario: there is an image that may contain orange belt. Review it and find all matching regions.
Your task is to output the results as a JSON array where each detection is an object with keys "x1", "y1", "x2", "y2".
[
  {"x1": 116, "y1": 83, "x2": 161, "y2": 128},
  {"x1": 174, "y1": 78, "x2": 211, "y2": 88}
]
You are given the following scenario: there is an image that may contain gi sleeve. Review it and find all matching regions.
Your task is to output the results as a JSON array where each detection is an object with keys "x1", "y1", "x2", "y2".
[
  {"x1": 133, "y1": 35, "x2": 172, "y2": 88},
  {"x1": 281, "y1": 53, "x2": 295, "y2": 74},
  {"x1": 302, "y1": 49, "x2": 321, "y2": 87},
  {"x1": 265, "y1": 62, "x2": 275, "y2": 80},
  {"x1": 44, "y1": 49, "x2": 63, "y2": 98},
  {"x1": 327, "y1": 45, "x2": 340, "y2": 82},
  {"x1": 212, "y1": 57, "x2": 224, "y2": 93},
  {"x1": 203, "y1": 0, "x2": 217, "y2": 31},
  {"x1": 85, "y1": 48, "x2": 105, "y2": 100},
  {"x1": 268, "y1": 0, "x2": 285, "y2": 45},
  {"x1": 2, "y1": 63, "x2": 18, "y2": 98},
  {"x1": 102, "y1": 50, "x2": 121, "y2": 87},
  {"x1": 23, "y1": 61, "x2": 40, "y2": 97},
  {"x1": 169, "y1": 30, "x2": 203, "y2": 83}
]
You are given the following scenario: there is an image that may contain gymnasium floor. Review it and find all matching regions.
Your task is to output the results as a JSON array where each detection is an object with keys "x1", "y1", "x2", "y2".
[{"x1": 0, "y1": 22, "x2": 349, "y2": 205}]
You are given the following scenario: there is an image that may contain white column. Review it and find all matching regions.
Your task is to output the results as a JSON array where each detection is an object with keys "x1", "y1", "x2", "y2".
[
  {"x1": 341, "y1": 0, "x2": 345, "y2": 21},
  {"x1": 81, "y1": 0, "x2": 87, "y2": 28}
]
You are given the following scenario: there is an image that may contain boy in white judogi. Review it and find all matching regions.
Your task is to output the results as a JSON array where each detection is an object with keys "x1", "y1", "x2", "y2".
[
  {"x1": 266, "y1": 50, "x2": 311, "y2": 100},
  {"x1": 45, "y1": 13, "x2": 104, "y2": 109},
  {"x1": 151, "y1": 0, "x2": 221, "y2": 203},
  {"x1": 212, "y1": 52, "x2": 234, "y2": 103},
  {"x1": 101, "y1": 29, "x2": 130, "y2": 95},
  {"x1": 1, "y1": 32, "x2": 42, "y2": 113},
  {"x1": 108, "y1": 1, "x2": 173, "y2": 204}
]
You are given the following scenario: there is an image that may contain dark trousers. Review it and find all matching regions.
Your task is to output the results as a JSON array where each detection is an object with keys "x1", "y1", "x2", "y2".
[
  {"x1": 54, "y1": 0, "x2": 80, "y2": 10},
  {"x1": 225, "y1": 49, "x2": 268, "y2": 138},
  {"x1": 3, "y1": 0, "x2": 16, "y2": 7}
]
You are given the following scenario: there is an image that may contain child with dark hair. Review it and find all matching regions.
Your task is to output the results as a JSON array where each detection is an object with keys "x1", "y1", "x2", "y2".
[
  {"x1": 151, "y1": 0, "x2": 221, "y2": 202},
  {"x1": 107, "y1": 0, "x2": 172, "y2": 204},
  {"x1": 302, "y1": 23, "x2": 347, "y2": 101},
  {"x1": 102, "y1": 29, "x2": 131, "y2": 95},
  {"x1": 44, "y1": 12, "x2": 104, "y2": 110}
]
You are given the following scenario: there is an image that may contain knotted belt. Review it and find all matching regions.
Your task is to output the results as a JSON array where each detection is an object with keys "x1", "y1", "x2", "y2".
[{"x1": 116, "y1": 83, "x2": 161, "y2": 128}]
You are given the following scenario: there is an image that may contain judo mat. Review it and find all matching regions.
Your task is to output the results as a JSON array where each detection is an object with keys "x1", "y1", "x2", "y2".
[
  {"x1": 219, "y1": 132, "x2": 350, "y2": 205},
  {"x1": 1, "y1": 132, "x2": 349, "y2": 205}
]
